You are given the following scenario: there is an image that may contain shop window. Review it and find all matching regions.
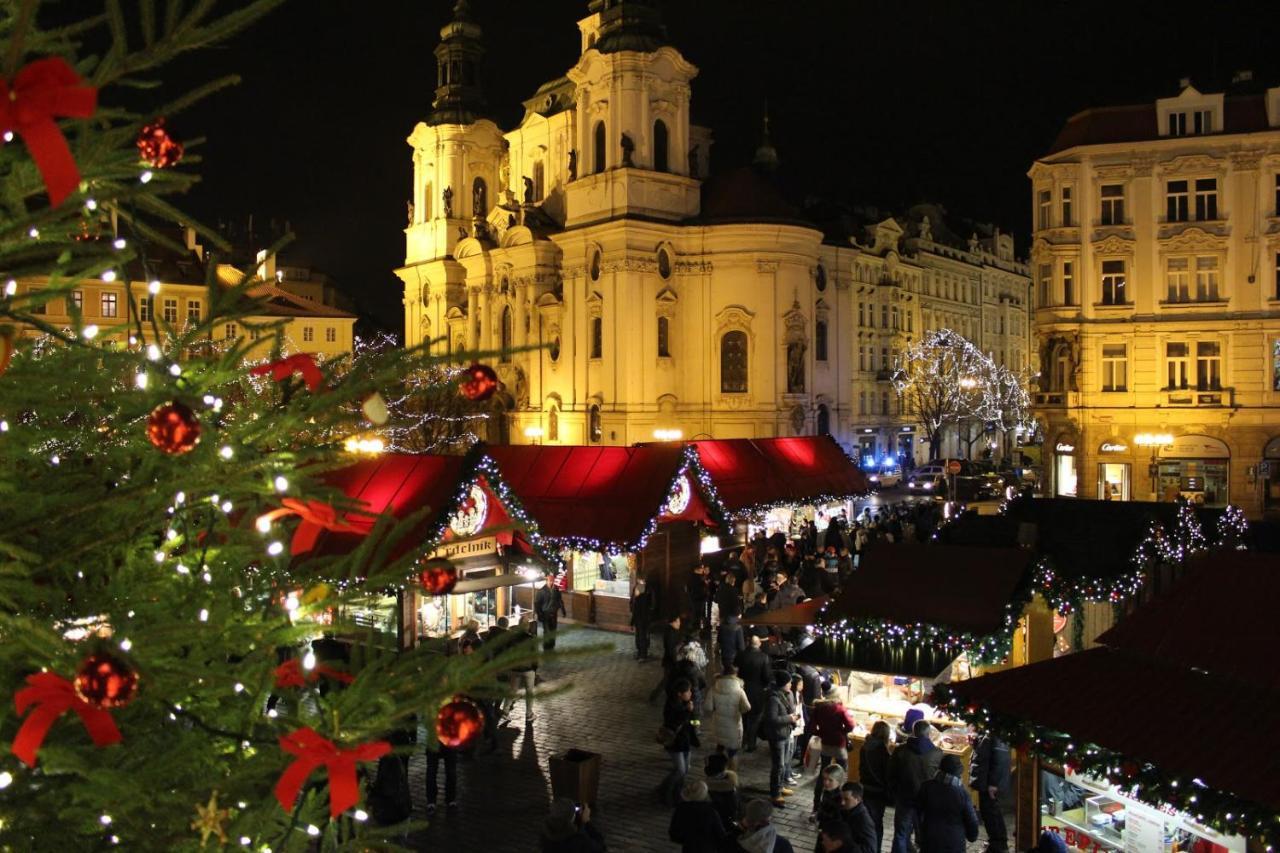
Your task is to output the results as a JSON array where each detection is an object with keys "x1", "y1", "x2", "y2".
[
  {"x1": 720, "y1": 330, "x2": 747, "y2": 393},
  {"x1": 1101, "y1": 344, "x2": 1127, "y2": 392},
  {"x1": 588, "y1": 404, "x2": 602, "y2": 443},
  {"x1": 652, "y1": 119, "x2": 669, "y2": 172},
  {"x1": 590, "y1": 316, "x2": 602, "y2": 359},
  {"x1": 1100, "y1": 260, "x2": 1127, "y2": 305},
  {"x1": 1195, "y1": 341, "x2": 1221, "y2": 390},
  {"x1": 1098, "y1": 462, "x2": 1130, "y2": 501},
  {"x1": 500, "y1": 305, "x2": 513, "y2": 362},
  {"x1": 593, "y1": 121, "x2": 606, "y2": 174},
  {"x1": 815, "y1": 319, "x2": 828, "y2": 361},
  {"x1": 657, "y1": 315, "x2": 670, "y2": 358},
  {"x1": 1166, "y1": 342, "x2": 1190, "y2": 389},
  {"x1": 1055, "y1": 452, "x2": 1077, "y2": 497}
]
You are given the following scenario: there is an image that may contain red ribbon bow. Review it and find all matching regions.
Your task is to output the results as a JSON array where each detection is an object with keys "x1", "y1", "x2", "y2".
[
  {"x1": 0, "y1": 58, "x2": 98, "y2": 206},
  {"x1": 274, "y1": 727, "x2": 389, "y2": 818},
  {"x1": 250, "y1": 353, "x2": 324, "y2": 392},
  {"x1": 273, "y1": 658, "x2": 355, "y2": 689},
  {"x1": 257, "y1": 497, "x2": 373, "y2": 556},
  {"x1": 11, "y1": 672, "x2": 122, "y2": 767}
]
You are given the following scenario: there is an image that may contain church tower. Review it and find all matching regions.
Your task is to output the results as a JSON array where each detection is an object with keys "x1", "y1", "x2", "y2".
[{"x1": 398, "y1": 0, "x2": 505, "y2": 350}]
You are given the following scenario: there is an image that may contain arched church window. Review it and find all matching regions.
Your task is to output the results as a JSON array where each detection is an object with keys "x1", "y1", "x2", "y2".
[
  {"x1": 657, "y1": 316, "x2": 670, "y2": 358},
  {"x1": 657, "y1": 247, "x2": 672, "y2": 279},
  {"x1": 720, "y1": 331, "x2": 748, "y2": 393},
  {"x1": 590, "y1": 316, "x2": 603, "y2": 359},
  {"x1": 653, "y1": 119, "x2": 669, "y2": 172},
  {"x1": 472, "y1": 176, "x2": 487, "y2": 218},
  {"x1": 500, "y1": 305, "x2": 513, "y2": 361},
  {"x1": 815, "y1": 319, "x2": 828, "y2": 362},
  {"x1": 590, "y1": 249, "x2": 602, "y2": 282},
  {"x1": 593, "y1": 121, "x2": 606, "y2": 174},
  {"x1": 815, "y1": 264, "x2": 827, "y2": 291},
  {"x1": 533, "y1": 160, "x2": 545, "y2": 201}
]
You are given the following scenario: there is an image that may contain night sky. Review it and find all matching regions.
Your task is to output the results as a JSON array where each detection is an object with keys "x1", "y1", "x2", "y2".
[{"x1": 156, "y1": 0, "x2": 1279, "y2": 329}]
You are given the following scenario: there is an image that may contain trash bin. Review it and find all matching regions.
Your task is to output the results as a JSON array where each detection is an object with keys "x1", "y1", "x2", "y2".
[{"x1": 549, "y1": 749, "x2": 601, "y2": 807}]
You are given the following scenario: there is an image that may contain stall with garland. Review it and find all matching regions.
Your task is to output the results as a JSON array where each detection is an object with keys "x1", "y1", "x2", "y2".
[
  {"x1": 938, "y1": 552, "x2": 1277, "y2": 853},
  {"x1": 487, "y1": 443, "x2": 727, "y2": 629},
  {"x1": 753, "y1": 542, "x2": 1037, "y2": 794},
  {"x1": 289, "y1": 447, "x2": 557, "y2": 649},
  {"x1": 690, "y1": 435, "x2": 870, "y2": 541}
]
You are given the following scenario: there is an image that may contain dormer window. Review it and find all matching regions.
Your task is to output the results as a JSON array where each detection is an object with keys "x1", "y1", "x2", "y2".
[{"x1": 1168, "y1": 109, "x2": 1213, "y2": 136}]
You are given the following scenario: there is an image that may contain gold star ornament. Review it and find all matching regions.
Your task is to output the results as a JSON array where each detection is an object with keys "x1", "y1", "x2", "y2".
[{"x1": 192, "y1": 790, "x2": 232, "y2": 847}]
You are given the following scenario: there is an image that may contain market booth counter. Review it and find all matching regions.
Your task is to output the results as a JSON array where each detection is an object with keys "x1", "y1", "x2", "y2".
[
  {"x1": 290, "y1": 449, "x2": 555, "y2": 650},
  {"x1": 941, "y1": 553, "x2": 1278, "y2": 853},
  {"x1": 486, "y1": 443, "x2": 726, "y2": 630}
]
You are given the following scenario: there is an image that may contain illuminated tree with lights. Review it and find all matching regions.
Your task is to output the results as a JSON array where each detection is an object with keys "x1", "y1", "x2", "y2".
[
  {"x1": 0, "y1": 4, "x2": 530, "y2": 848},
  {"x1": 893, "y1": 329, "x2": 994, "y2": 460}
]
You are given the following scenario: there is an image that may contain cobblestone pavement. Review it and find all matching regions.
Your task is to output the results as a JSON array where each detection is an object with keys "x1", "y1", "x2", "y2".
[{"x1": 404, "y1": 627, "x2": 1011, "y2": 852}]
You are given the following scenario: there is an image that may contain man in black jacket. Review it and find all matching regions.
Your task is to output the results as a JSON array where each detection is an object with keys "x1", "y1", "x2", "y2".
[
  {"x1": 717, "y1": 614, "x2": 746, "y2": 672},
  {"x1": 916, "y1": 754, "x2": 979, "y2": 853},
  {"x1": 971, "y1": 733, "x2": 1011, "y2": 853},
  {"x1": 762, "y1": 671, "x2": 798, "y2": 808},
  {"x1": 715, "y1": 570, "x2": 743, "y2": 622},
  {"x1": 648, "y1": 613, "x2": 683, "y2": 702},
  {"x1": 630, "y1": 577, "x2": 657, "y2": 661},
  {"x1": 534, "y1": 572, "x2": 567, "y2": 651},
  {"x1": 735, "y1": 635, "x2": 771, "y2": 751},
  {"x1": 836, "y1": 782, "x2": 878, "y2": 853}
]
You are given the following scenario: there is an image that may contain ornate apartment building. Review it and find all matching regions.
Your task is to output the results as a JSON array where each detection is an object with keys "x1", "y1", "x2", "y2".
[
  {"x1": 1031, "y1": 79, "x2": 1280, "y2": 516},
  {"x1": 397, "y1": 0, "x2": 1031, "y2": 466}
]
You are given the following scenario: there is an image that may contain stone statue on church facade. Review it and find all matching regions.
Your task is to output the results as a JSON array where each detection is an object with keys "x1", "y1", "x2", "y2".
[
  {"x1": 786, "y1": 341, "x2": 806, "y2": 393},
  {"x1": 442, "y1": 186, "x2": 453, "y2": 219},
  {"x1": 620, "y1": 133, "x2": 635, "y2": 167}
]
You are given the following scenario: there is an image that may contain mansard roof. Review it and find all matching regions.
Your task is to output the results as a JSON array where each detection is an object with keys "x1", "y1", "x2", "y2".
[{"x1": 1046, "y1": 92, "x2": 1271, "y2": 155}]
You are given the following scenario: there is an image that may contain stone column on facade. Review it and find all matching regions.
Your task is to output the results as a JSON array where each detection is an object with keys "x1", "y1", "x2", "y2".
[
  {"x1": 576, "y1": 89, "x2": 588, "y2": 176},
  {"x1": 514, "y1": 281, "x2": 529, "y2": 349},
  {"x1": 638, "y1": 74, "x2": 651, "y2": 168},
  {"x1": 479, "y1": 283, "x2": 493, "y2": 351},
  {"x1": 466, "y1": 285, "x2": 479, "y2": 350}
]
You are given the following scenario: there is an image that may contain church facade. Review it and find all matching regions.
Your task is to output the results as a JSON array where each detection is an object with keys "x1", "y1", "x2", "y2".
[{"x1": 396, "y1": 0, "x2": 1033, "y2": 464}]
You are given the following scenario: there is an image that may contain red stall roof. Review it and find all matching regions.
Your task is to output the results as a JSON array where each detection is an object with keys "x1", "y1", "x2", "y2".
[
  {"x1": 484, "y1": 443, "x2": 718, "y2": 550},
  {"x1": 691, "y1": 436, "x2": 869, "y2": 514}
]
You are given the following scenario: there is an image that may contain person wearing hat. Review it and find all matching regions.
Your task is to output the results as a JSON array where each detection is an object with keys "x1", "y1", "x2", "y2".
[
  {"x1": 669, "y1": 778, "x2": 728, "y2": 852},
  {"x1": 762, "y1": 670, "x2": 800, "y2": 807},
  {"x1": 888, "y1": 719, "x2": 942, "y2": 853},
  {"x1": 915, "y1": 753, "x2": 979, "y2": 853},
  {"x1": 705, "y1": 751, "x2": 741, "y2": 833},
  {"x1": 539, "y1": 796, "x2": 605, "y2": 852},
  {"x1": 723, "y1": 797, "x2": 796, "y2": 853}
]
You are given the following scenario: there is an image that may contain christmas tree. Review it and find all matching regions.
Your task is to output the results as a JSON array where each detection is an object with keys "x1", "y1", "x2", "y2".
[{"x1": 0, "y1": 3, "x2": 531, "y2": 847}]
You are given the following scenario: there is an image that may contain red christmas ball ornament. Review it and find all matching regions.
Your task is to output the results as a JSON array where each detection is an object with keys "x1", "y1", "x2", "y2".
[
  {"x1": 146, "y1": 401, "x2": 201, "y2": 454},
  {"x1": 435, "y1": 697, "x2": 483, "y2": 749},
  {"x1": 419, "y1": 558, "x2": 458, "y2": 595},
  {"x1": 74, "y1": 652, "x2": 139, "y2": 709},
  {"x1": 135, "y1": 118, "x2": 184, "y2": 169},
  {"x1": 458, "y1": 363, "x2": 499, "y2": 402},
  {"x1": 964, "y1": 703, "x2": 980, "y2": 715}
]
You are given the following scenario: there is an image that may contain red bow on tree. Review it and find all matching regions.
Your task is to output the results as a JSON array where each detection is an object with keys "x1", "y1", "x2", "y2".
[
  {"x1": 256, "y1": 497, "x2": 373, "y2": 556},
  {"x1": 250, "y1": 353, "x2": 323, "y2": 391},
  {"x1": 0, "y1": 58, "x2": 98, "y2": 206},
  {"x1": 273, "y1": 658, "x2": 355, "y2": 689},
  {"x1": 274, "y1": 727, "x2": 390, "y2": 818},
  {"x1": 11, "y1": 672, "x2": 122, "y2": 767}
]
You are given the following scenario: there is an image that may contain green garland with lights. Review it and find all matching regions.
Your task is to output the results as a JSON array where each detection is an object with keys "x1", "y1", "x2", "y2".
[{"x1": 934, "y1": 684, "x2": 1280, "y2": 848}]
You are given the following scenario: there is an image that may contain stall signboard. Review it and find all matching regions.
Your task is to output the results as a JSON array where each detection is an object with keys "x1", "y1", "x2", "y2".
[
  {"x1": 1122, "y1": 809, "x2": 1162, "y2": 853},
  {"x1": 1157, "y1": 435, "x2": 1229, "y2": 458},
  {"x1": 1064, "y1": 772, "x2": 1247, "y2": 853},
  {"x1": 430, "y1": 536, "x2": 500, "y2": 561}
]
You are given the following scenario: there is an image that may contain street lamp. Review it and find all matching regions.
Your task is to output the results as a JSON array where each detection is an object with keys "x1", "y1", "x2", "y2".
[
  {"x1": 1133, "y1": 432, "x2": 1174, "y2": 500},
  {"x1": 523, "y1": 425, "x2": 544, "y2": 445}
]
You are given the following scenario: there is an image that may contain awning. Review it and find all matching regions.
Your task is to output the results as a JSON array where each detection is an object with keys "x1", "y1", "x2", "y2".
[
  {"x1": 740, "y1": 595, "x2": 829, "y2": 628},
  {"x1": 794, "y1": 634, "x2": 960, "y2": 679},
  {"x1": 484, "y1": 443, "x2": 720, "y2": 551},
  {"x1": 691, "y1": 436, "x2": 869, "y2": 515}
]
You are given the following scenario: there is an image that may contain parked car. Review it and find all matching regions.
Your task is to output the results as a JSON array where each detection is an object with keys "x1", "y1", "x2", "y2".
[
  {"x1": 905, "y1": 460, "x2": 1003, "y2": 500},
  {"x1": 868, "y1": 466, "x2": 902, "y2": 489},
  {"x1": 904, "y1": 462, "x2": 950, "y2": 494}
]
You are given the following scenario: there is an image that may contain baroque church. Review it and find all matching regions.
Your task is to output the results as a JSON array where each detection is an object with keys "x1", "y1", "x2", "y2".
[{"x1": 396, "y1": 0, "x2": 1033, "y2": 462}]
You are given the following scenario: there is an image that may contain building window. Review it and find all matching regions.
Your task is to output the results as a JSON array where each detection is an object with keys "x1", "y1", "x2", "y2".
[
  {"x1": 891, "y1": 306, "x2": 900, "y2": 330},
  {"x1": 532, "y1": 160, "x2": 545, "y2": 201},
  {"x1": 589, "y1": 249, "x2": 602, "y2": 282},
  {"x1": 815, "y1": 264, "x2": 827, "y2": 292},
  {"x1": 858, "y1": 345, "x2": 867, "y2": 372},
  {"x1": 1060, "y1": 186, "x2": 1073, "y2": 226},
  {"x1": 816, "y1": 404, "x2": 830, "y2": 436},
  {"x1": 1168, "y1": 111, "x2": 1187, "y2": 136},
  {"x1": 588, "y1": 404, "x2": 602, "y2": 442},
  {"x1": 136, "y1": 295, "x2": 150, "y2": 321},
  {"x1": 858, "y1": 391, "x2": 867, "y2": 414},
  {"x1": 880, "y1": 305, "x2": 888, "y2": 329},
  {"x1": 653, "y1": 119, "x2": 669, "y2": 172},
  {"x1": 1194, "y1": 177, "x2": 1218, "y2": 221},
  {"x1": 720, "y1": 330, "x2": 748, "y2": 393},
  {"x1": 1166, "y1": 180, "x2": 1189, "y2": 222},
  {"x1": 1100, "y1": 184, "x2": 1124, "y2": 225},
  {"x1": 1037, "y1": 189, "x2": 1051, "y2": 230},
  {"x1": 302, "y1": 326, "x2": 314, "y2": 343},
  {"x1": 325, "y1": 326, "x2": 337, "y2": 343},
  {"x1": 1273, "y1": 340, "x2": 1280, "y2": 391},
  {"x1": 590, "y1": 316, "x2": 602, "y2": 359},
  {"x1": 881, "y1": 391, "x2": 890, "y2": 416},
  {"x1": 1196, "y1": 341, "x2": 1221, "y2": 390},
  {"x1": 224, "y1": 323, "x2": 237, "y2": 340},
  {"x1": 858, "y1": 303, "x2": 865, "y2": 326},
  {"x1": 593, "y1": 121, "x2": 606, "y2": 174},
  {"x1": 1195, "y1": 256, "x2": 1220, "y2": 301},
  {"x1": 1166, "y1": 342, "x2": 1189, "y2": 389},
  {"x1": 657, "y1": 247, "x2": 672, "y2": 279},
  {"x1": 1166, "y1": 257, "x2": 1190, "y2": 302},
  {"x1": 815, "y1": 319, "x2": 828, "y2": 361},
  {"x1": 1192, "y1": 109, "x2": 1211, "y2": 134},
  {"x1": 1101, "y1": 344, "x2": 1127, "y2": 392},
  {"x1": 657, "y1": 315, "x2": 670, "y2": 358},
  {"x1": 70, "y1": 290, "x2": 83, "y2": 312},
  {"x1": 1063, "y1": 261, "x2": 1075, "y2": 306},
  {"x1": 101, "y1": 292, "x2": 119, "y2": 318},
  {"x1": 1037, "y1": 263, "x2": 1051, "y2": 307},
  {"x1": 549, "y1": 334, "x2": 561, "y2": 362},
  {"x1": 1275, "y1": 174, "x2": 1280, "y2": 216},
  {"x1": 186, "y1": 299, "x2": 201, "y2": 324},
  {"x1": 162, "y1": 298, "x2": 178, "y2": 324},
  {"x1": 1276, "y1": 251, "x2": 1280, "y2": 300},
  {"x1": 500, "y1": 305, "x2": 513, "y2": 362},
  {"x1": 1101, "y1": 260, "x2": 1127, "y2": 305}
]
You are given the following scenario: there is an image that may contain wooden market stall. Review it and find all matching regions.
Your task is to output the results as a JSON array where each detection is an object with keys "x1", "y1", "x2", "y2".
[
  {"x1": 290, "y1": 448, "x2": 556, "y2": 649},
  {"x1": 486, "y1": 443, "x2": 725, "y2": 629},
  {"x1": 941, "y1": 553, "x2": 1277, "y2": 853}
]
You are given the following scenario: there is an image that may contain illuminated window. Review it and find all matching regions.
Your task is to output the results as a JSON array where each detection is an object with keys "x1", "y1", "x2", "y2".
[
  {"x1": 162, "y1": 298, "x2": 178, "y2": 323},
  {"x1": 101, "y1": 292, "x2": 119, "y2": 318},
  {"x1": 325, "y1": 326, "x2": 337, "y2": 343},
  {"x1": 302, "y1": 326, "x2": 314, "y2": 343}
]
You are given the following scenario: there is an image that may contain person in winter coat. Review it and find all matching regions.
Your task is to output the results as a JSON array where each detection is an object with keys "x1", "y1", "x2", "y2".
[
  {"x1": 736, "y1": 636, "x2": 772, "y2": 751},
  {"x1": 630, "y1": 577, "x2": 658, "y2": 661},
  {"x1": 811, "y1": 763, "x2": 847, "y2": 826},
  {"x1": 971, "y1": 733, "x2": 1011, "y2": 853},
  {"x1": 716, "y1": 572, "x2": 744, "y2": 622},
  {"x1": 763, "y1": 671, "x2": 800, "y2": 807},
  {"x1": 669, "y1": 778, "x2": 728, "y2": 853},
  {"x1": 857, "y1": 720, "x2": 892, "y2": 852},
  {"x1": 704, "y1": 666, "x2": 752, "y2": 760},
  {"x1": 888, "y1": 719, "x2": 944, "y2": 853},
  {"x1": 671, "y1": 640, "x2": 709, "y2": 710},
  {"x1": 724, "y1": 798, "x2": 796, "y2": 853},
  {"x1": 534, "y1": 572, "x2": 567, "y2": 651},
  {"x1": 540, "y1": 797, "x2": 606, "y2": 853},
  {"x1": 915, "y1": 754, "x2": 979, "y2": 853},
  {"x1": 772, "y1": 574, "x2": 805, "y2": 610},
  {"x1": 660, "y1": 678, "x2": 701, "y2": 806},
  {"x1": 705, "y1": 751, "x2": 740, "y2": 833},
  {"x1": 649, "y1": 614, "x2": 684, "y2": 702},
  {"x1": 718, "y1": 615, "x2": 747, "y2": 672},
  {"x1": 687, "y1": 564, "x2": 713, "y2": 634},
  {"x1": 807, "y1": 686, "x2": 855, "y2": 807},
  {"x1": 836, "y1": 783, "x2": 878, "y2": 853}
]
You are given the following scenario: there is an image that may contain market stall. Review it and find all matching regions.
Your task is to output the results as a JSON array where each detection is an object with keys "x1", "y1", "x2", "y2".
[
  {"x1": 288, "y1": 448, "x2": 555, "y2": 649},
  {"x1": 939, "y1": 553, "x2": 1277, "y2": 853},
  {"x1": 486, "y1": 443, "x2": 727, "y2": 629}
]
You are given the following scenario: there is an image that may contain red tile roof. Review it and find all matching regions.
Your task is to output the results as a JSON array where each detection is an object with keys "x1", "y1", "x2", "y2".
[
  {"x1": 1047, "y1": 93, "x2": 1272, "y2": 154},
  {"x1": 691, "y1": 436, "x2": 869, "y2": 514}
]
